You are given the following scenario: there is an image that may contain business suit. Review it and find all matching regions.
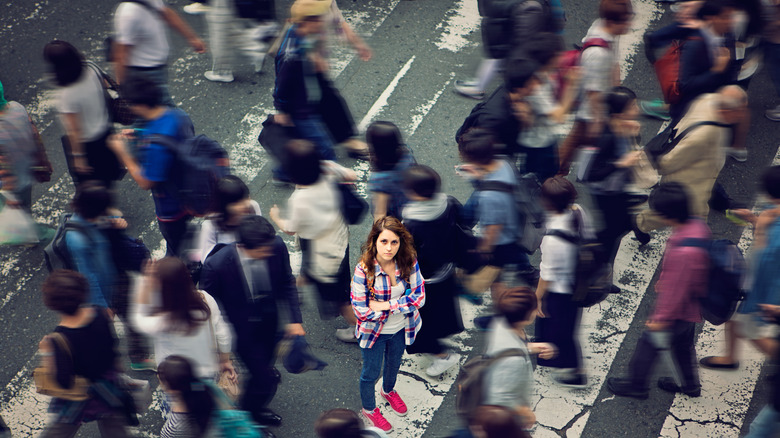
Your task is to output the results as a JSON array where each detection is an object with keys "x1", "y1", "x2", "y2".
[{"x1": 201, "y1": 238, "x2": 302, "y2": 417}]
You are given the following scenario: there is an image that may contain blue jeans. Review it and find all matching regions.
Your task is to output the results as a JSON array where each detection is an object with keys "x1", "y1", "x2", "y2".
[
  {"x1": 273, "y1": 114, "x2": 336, "y2": 181},
  {"x1": 746, "y1": 404, "x2": 780, "y2": 438},
  {"x1": 359, "y1": 329, "x2": 405, "y2": 410}
]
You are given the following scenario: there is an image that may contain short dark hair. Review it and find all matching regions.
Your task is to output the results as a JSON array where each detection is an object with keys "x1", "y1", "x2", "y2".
[
  {"x1": 697, "y1": 0, "x2": 728, "y2": 19},
  {"x1": 599, "y1": 0, "x2": 634, "y2": 23},
  {"x1": 121, "y1": 75, "x2": 162, "y2": 107},
  {"x1": 458, "y1": 128, "x2": 495, "y2": 166},
  {"x1": 403, "y1": 165, "x2": 441, "y2": 199},
  {"x1": 523, "y1": 33, "x2": 564, "y2": 67},
  {"x1": 237, "y1": 215, "x2": 276, "y2": 249},
  {"x1": 470, "y1": 405, "x2": 530, "y2": 438},
  {"x1": 43, "y1": 40, "x2": 84, "y2": 87},
  {"x1": 72, "y1": 181, "x2": 111, "y2": 220},
  {"x1": 762, "y1": 166, "x2": 780, "y2": 200},
  {"x1": 541, "y1": 176, "x2": 577, "y2": 213},
  {"x1": 215, "y1": 175, "x2": 250, "y2": 231},
  {"x1": 284, "y1": 139, "x2": 322, "y2": 186},
  {"x1": 496, "y1": 287, "x2": 537, "y2": 326},
  {"x1": 604, "y1": 86, "x2": 637, "y2": 116},
  {"x1": 649, "y1": 182, "x2": 691, "y2": 223},
  {"x1": 42, "y1": 270, "x2": 88, "y2": 316},
  {"x1": 504, "y1": 57, "x2": 540, "y2": 92},
  {"x1": 314, "y1": 409, "x2": 362, "y2": 438}
]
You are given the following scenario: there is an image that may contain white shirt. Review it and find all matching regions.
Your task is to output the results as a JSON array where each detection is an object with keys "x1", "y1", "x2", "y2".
[
  {"x1": 197, "y1": 200, "x2": 262, "y2": 262},
  {"x1": 57, "y1": 65, "x2": 111, "y2": 142},
  {"x1": 114, "y1": 0, "x2": 169, "y2": 67},
  {"x1": 131, "y1": 285, "x2": 232, "y2": 378},
  {"x1": 539, "y1": 205, "x2": 595, "y2": 294}
]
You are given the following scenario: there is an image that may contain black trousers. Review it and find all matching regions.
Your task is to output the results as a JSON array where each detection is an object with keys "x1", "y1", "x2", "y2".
[
  {"x1": 536, "y1": 291, "x2": 582, "y2": 370},
  {"x1": 237, "y1": 314, "x2": 280, "y2": 416},
  {"x1": 157, "y1": 216, "x2": 191, "y2": 257},
  {"x1": 629, "y1": 320, "x2": 700, "y2": 390},
  {"x1": 593, "y1": 192, "x2": 633, "y2": 265}
]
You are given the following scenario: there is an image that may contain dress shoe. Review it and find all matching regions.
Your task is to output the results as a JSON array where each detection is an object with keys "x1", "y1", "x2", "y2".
[
  {"x1": 252, "y1": 409, "x2": 282, "y2": 427},
  {"x1": 607, "y1": 377, "x2": 649, "y2": 399},
  {"x1": 631, "y1": 218, "x2": 651, "y2": 246},
  {"x1": 657, "y1": 377, "x2": 700, "y2": 397}
]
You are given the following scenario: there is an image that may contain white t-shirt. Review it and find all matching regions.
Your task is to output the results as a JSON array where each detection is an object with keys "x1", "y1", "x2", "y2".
[
  {"x1": 576, "y1": 20, "x2": 618, "y2": 122},
  {"x1": 197, "y1": 200, "x2": 262, "y2": 262},
  {"x1": 57, "y1": 65, "x2": 111, "y2": 142},
  {"x1": 114, "y1": 0, "x2": 169, "y2": 67},
  {"x1": 539, "y1": 205, "x2": 595, "y2": 294},
  {"x1": 381, "y1": 283, "x2": 406, "y2": 335}
]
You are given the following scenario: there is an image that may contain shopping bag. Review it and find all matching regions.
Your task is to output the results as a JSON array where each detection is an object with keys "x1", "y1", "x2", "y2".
[{"x1": 0, "y1": 193, "x2": 39, "y2": 245}]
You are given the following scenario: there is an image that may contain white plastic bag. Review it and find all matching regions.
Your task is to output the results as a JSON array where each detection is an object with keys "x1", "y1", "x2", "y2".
[{"x1": 0, "y1": 193, "x2": 39, "y2": 245}]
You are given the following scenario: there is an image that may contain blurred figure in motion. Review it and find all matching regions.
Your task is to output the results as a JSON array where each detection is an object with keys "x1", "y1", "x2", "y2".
[
  {"x1": 269, "y1": 139, "x2": 358, "y2": 342},
  {"x1": 157, "y1": 355, "x2": 220, "y2": 438},
  {"x1": 744, "y1": 303, "x2": 780, "y2": 437},
  {"x1": 200, "y1": 215, "x2": 304, "y2": 429},
  {"x1": 314, "y1": 408, "x2": 389, "y2": 438},
  {"x1": 38, "y1": 270, "x2": 131, "y2": 438},
  {"x1": 609, "y1": 182, "x2": 709, "y2": 399},
  {"x1": 449, "y1": 405, "x2": 531, "y2": 438},
  {"x1": 367, "y1": 121, "x2": 416, "y2": 221},
  {"x1": 401, "y1": 165, "x2": 466, "y2": 376}
]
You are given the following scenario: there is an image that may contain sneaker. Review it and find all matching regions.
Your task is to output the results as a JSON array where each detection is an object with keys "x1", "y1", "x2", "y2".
[
  {"x1": 607, "y1": 377, "x2": 648, "y2": 399},
  {"x1": 454, "y1": 80, "x2": 485, "y2": 100},
  {"x1": 766, "y1": 105, "x2": 780, "y2": 122},
  {"x1": 204, "y1": 71, "x2": 234, "y2": 83},
  {"x1": 130, "y1": 359, "x2": 157, "y2": 372},
  {"x1": 657, "y1": 377, "x2": 701, "y2": 397},
  {"x1": 182, "y1": 2, "x2": 210, "y2": 14},
  {"x1": 726, "y1": 147, "x2": 748, "y2": 162},
  {"x1": 638, "y1": 99, "x2": 671, "y2": 121},
  {"x1": 631, "y1": 218, "x2": 651, "y2": 246},
  {"x1": 271, "y1": 177, "x2": 294, "y2": 187},
  {"x1": 426, "y1": 352, "x2": 461, "y2": 377},
  {"x1": 380, "y1": 390, "x2": 408, "y2": 416},
  {"x1": 554, "y1": 372, "x2": 588, "y2": 389},
  {"x1": 362, "y1": 408, "x2": 392, "y2": 432},
  {"x1": 335, "y1": 327, "x2": 358, "y2": 343}
]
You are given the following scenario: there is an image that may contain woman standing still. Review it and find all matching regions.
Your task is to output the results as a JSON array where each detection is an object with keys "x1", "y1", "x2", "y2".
[
  {"x1": 43, "y1": 40, "x2": 122, "y2": 188},
  {"x1": 351, "y1": 216, "x2": 425, "y2": 433}
]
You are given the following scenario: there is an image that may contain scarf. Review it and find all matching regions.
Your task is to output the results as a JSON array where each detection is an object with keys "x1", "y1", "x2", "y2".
[{"x1": 402, "y1": 193, "x2": 448, "y2": 221}]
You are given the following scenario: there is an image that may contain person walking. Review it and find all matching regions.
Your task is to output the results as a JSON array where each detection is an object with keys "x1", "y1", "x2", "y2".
[{"x1": 351, "y1": 216, "x2": 425, "y2": 433}]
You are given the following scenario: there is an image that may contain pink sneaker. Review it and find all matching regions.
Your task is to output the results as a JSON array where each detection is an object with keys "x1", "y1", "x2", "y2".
[
  {"x1": 362, "y1": 408, "x2": 392, "y2": 432},
  {"x1": 381, "y1": 390, "x2": 408, "y2": 416}
]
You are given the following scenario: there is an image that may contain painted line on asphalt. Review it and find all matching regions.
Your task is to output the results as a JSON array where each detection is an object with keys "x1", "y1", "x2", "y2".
[
  {"x1": 659, "y1": 146, "x2": 780, "y2": 437},
  {"x1": 356, "y1": 56, "x2": 416, "y2": 133}
]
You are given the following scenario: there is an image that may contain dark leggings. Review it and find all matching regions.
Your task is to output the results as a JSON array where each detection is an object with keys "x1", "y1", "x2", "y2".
[{"x1": 535, "y1": 291, "x2": 582, "y2": 370}]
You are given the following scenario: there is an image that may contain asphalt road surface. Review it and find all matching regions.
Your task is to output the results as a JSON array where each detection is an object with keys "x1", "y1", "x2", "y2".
[{"x1": 1, "y1": 0, "x2": 778, "y2": 437}]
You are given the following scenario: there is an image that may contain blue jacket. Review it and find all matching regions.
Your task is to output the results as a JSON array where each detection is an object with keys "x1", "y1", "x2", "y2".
[
  {"x1": 273, "y1": 25, "x2": 317, "y2": 117},
  {"x1": 64, "y1": 215, "x2": 117, "y2": 308}
]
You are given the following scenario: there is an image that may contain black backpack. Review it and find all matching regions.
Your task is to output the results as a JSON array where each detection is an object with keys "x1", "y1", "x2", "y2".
[
  {"x1": 455, "y1": 348, "x2": 528, "y2": 420},
  {"x1": 479, "y1": 0, "x2": 563, "y2": 59},
  {"x1": 44, "y1": 214, "x2": 91, "y2": 272},
  {"x1": 645, "y1": 120, "x2": 730, "y2": 169}
]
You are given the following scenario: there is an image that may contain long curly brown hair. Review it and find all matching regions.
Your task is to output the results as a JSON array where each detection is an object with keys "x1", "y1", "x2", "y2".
[{"x1": 360, "y1": 216, "x2": 417, "y2": 282}]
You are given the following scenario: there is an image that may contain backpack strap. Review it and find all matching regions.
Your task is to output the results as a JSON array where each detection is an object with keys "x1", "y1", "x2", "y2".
[
  {"x1": 582, "y1": 37, "x2": 610, "y2": 51},
  {"x1": 545, "y1": 229, "x2": 579, "y2": 245},
  {"x1": 672, "y1": 121, "x2": 730, "y2": 144},
  {"x1": 486, "y1": 348, "x2": 528, "y2": 363},
  {"x1": 476, "y1": 180, "x2": 514, "y2": 194},
  {"x1": 677, "y1": 237, "x2": 709, "y2": 250},
  {"x1": 122, "y1": 0, "x2": 163, "y2": 17}
]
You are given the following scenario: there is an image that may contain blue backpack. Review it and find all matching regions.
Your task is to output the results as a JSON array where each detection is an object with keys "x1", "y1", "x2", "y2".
[{"x1": 679, "y1": 238, "x2": 746, "y2": 326}]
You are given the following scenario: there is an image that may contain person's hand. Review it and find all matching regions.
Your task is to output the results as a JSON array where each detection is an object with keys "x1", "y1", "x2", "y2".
[
  {"x1": 759, "y1": 304, "x2": 780, "y2": 321},
  {"x1": 645, "y1": 320, "x2": 669, "y2": 331},
  {"x1": 107, "y1": 133, "x2": 128, "y2": 156},
  {"x1": 511, "y1": 100, "x2": 534, "y2": 128},
  {"x1": 616, "y1": 151, "x2": 641, "y2": 168},
  {"x1": 529, "y1": 342, "x2": 557, "y2": 360},
  {"x1": 712, "y1": 47, "x2": 731, "y2": 73},
  {"x1": 109, "y1": 216, "x2": 128, "y2": 230},
  {"x1": 220, "y1": 360, "x2": 238, "y2": 383},
  {"x1": 274, "y1": 113, "x2": 293, "y2": 127},
  {"x1": 516, "y1": 405, "x2": 536, "y2": 430},
  {"x1": 369, "y1": 300, "x2": 391, "y2": 312},
  {"x1": 38, "y1": 335, "x2": 53, "y2": 353},
  {"x1": 73, "y1": 156, "x2": 93, "y2": 174},
  {"x1": 454, "y1": 163, "x2": 480, "y2": 178},
  {"x1": 286, "y1": 323, "x2": 306, "y2": 337},
  {"x1": 536, "y1": 295, "x2": 546, "y2": 318},
  {"x1": 564, "y1": 65, "x2": 582, "y2": 86},
  {"x1": 189, "y1": 37, "x2": 207, "y2": 54},
  {"x1": 355, "y1": 42, "x2": 372, "y2": 61},
  {"x1": 269, "y1": 205, "x2": 281, "y2": 221}
]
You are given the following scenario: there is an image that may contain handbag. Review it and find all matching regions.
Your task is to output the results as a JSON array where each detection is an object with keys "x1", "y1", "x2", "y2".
[
  {"x1": 85, "y1": 61, "x2": 135, "y2": 126},
  {"x1": 336, "y1": 182, "x2": 368, "y2": 225},
  {"x1": 33, "y1": 333, "x2": 91, "y2": 401},
  {"x1": 0, "y1": 193, "x2": 39, "y2": 245},
  {"x1": 257, "y1": 115, "x2": 296, "y2": 163}
]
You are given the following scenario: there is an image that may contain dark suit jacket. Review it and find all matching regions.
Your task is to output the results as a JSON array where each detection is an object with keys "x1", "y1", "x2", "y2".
[
  {"x1": 674, "y1": 30, "x2": 738, "y2": 119},
  {"x1": 201, "y1": 238, "x2": 302, "y2": 350}
]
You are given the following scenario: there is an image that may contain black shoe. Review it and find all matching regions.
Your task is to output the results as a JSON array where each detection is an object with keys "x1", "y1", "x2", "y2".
[
  {"x1": 474, "y1": 315, "x2": 493, "y2": 331},
  {"x1": 262, "y1": 430, "x2": 277, "y2": 438},
  {"x1": 657, "y1": 377, "x2": 701, "y2": 397},
  {"x1": 626, "y1": 193, "x2": 649, "y2": 208},
  {"x1": 631, "y1": 219, "x2": 651, "y2": 246},
  {"x1": 554, "y1": 373, "x2": 588, "y2": 389},
  {"x1": 607, "y1": 377, "x2": 649, "y2": 399},
  {"x1": 252, "y1": 409, "x2": 282, "y2": 427}
]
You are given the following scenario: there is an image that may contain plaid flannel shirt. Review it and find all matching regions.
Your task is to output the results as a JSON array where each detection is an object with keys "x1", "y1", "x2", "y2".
[{"x1": 350, "y1": 259, "x2": 425, "y2": 349}]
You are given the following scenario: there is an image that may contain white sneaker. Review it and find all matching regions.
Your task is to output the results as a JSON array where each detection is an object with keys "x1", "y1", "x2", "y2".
[
  {"x1": 336, "y1": 327, "x2": 358, "y2": 343},
  {"x1": 454, "y1": 80, "x2": 484, "y2": 100},
  {"x1": 183, "y1": 2, "x2": 210, "y2": 14},
  {"x1": 765, "y1": 105, "x2": 780, "y2": 122},
  {"x1": 425, "y1": 352, "x2": 461, "y2": 377},
  {"x1": 726, "y1": 147, "x2": 747, "y2": 162},
  {"x1": 204, "y1": 71, "x2": 234, "y2": 83}
]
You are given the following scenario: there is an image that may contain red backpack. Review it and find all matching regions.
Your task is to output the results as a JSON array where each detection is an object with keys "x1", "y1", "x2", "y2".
[
  {"x1": 553, "y1": 38, "x2": 610, "y2": 100},
  {"x1": 654, "y1": 37, "x2": 701, "y2": 104}
]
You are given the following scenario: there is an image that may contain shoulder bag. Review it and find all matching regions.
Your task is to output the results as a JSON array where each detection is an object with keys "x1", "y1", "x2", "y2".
[{"x1": 33, "y1": 333, "x2": 91, "y2": 401}]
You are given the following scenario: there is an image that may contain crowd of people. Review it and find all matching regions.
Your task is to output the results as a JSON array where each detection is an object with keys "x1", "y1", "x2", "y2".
[{"x1": 2, "y1": 0, "x2": 780, "y2": 437}]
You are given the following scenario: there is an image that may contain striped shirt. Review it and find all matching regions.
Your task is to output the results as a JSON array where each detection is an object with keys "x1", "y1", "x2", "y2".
[{"x1": 350, "y1": 259, "x2": 425, "y2": 349}]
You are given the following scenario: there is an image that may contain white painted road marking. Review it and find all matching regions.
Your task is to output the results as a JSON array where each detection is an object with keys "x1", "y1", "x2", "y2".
[{"x1": 356, "y1": 56, "x2": 416, "y2": 133}]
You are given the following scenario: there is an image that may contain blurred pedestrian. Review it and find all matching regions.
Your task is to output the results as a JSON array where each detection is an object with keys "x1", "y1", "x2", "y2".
[
  {"x1": 763, "y1": 0, "x2": 780, "y2": 122},
  {"x1": 43, "y1": 40, "x2": 123, "y2": 189},
  {"x1": 351, "y1": 216, "x2": 425, "y2": 433},
  {"x1": 401, "y1": 165, "x2": 466, "y2": 376},
  {"x1": 367, "y1": 121, "x2": 416, "y2": 221},
  {"x1": 197, "y1": 175, "x2": 262, "y2": 262},
  {"x1": 744, "y1": 303, "x2": 780, "y2": 437},
  {"x1": 269, "y1": 140, "x2": 358, "y2": 342},
  {"x1": 201, "y1": 215, "x2": 304, "y2": 428},
  {"x1": 38, "y1": 270, "x2": 131, "y2": 438},
  {"x1": 535, "y1": 176, "x2": 594, "y2": 388},
  {"x1": 157, "y1": 355, "x2": 219, "y2": 438},
  {"x1": 608, "y1": 182, "x2": 708, "y2": 399},
  {"x1": 112, "y1": 0, "x2": 207, "y2": 106}
]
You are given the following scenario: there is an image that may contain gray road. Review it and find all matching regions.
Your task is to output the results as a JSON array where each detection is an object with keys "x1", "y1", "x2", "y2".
[{"x1": 1, "y1": 0, "x2": 777, "y2": 437}]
